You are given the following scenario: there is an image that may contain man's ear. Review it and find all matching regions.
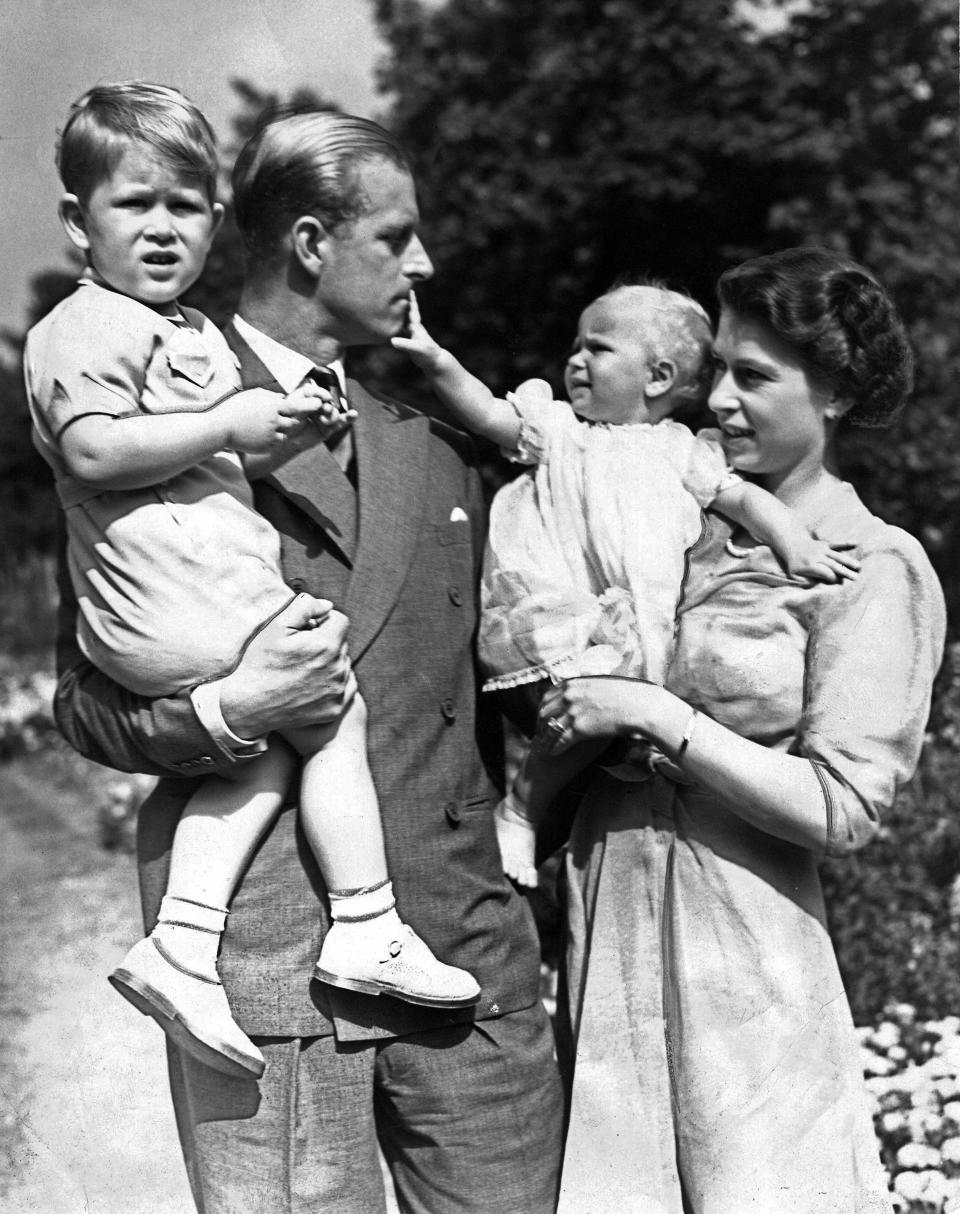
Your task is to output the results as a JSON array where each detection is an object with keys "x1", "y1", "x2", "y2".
[
  {"x1": 211, "y1": 201, "x2": 225, "y2": 236},
  {"x1": 58, "y1": 194, "x2": 90, "y2": 252},
  {"x1": 290, "y1": 215, "x2": 326, "y2": 278},
  {"x1": 644, "y1": 358, "x2": 678, "y2": 399}
]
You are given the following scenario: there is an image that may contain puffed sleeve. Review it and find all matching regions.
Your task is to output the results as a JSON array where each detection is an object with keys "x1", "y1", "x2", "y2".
[
  {"x1": 26, "y1": 289, "x2": 158, "y2": 444},
  {"x1": 677, "y1": 426, "x2": 742, "y2": 508},
  {"x1": 502, "y1": 378, "x2": 580, "y2": 465},
  {"x1": 799, "y1": 530, "x2": 946, "y2": 856}
]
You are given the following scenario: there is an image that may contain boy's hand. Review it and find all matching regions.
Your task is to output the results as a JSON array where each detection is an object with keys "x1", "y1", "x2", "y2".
[
  {"x1": 283, "y1": 379, "x2": 356, "y2": 446},
  {"x1": 220, "y1": 384, "x2": 354, "y2": 453},
  {"x1": 785, "y1": 537, "x2": 861, "y2": 583},
  {"x1": 390, "y1": 291, "x2": 448, "y2": 374}
]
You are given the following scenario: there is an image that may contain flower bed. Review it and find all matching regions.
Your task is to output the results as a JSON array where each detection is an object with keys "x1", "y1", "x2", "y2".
[
  {"x1": 862, "y1": 1003, "x2": 960, "y2": 1211},
  {"x1": 0, "y1": 670, "x2": 58, "y2": 758}
]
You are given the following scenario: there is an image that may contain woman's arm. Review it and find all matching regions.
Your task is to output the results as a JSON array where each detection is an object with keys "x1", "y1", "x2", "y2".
[
  {"x1": 59, "y1": 385, "x2": 324, "y2": 491},
  {"x1": 392, "y1": 292, "x2": 521, "y2": 449},
  {"x1": 539, "y1": 677, "x2": 832, "y2": 852},
  {"x1": 540, "y1": 538, "x2": 945, "y2": 856}
]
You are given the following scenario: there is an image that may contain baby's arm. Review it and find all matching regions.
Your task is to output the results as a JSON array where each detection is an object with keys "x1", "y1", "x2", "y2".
[
  {"x1": 713, "y1": 481, "x2": 861, "y2": 583},
  {"x1": 392, "y1": 292, "x2": 521, "y2": 449},
  {"x1": 59, "y1": 383, "x2": 327, "y2": 491}
]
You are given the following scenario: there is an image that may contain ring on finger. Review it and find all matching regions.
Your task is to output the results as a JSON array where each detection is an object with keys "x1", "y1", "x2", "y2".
[{"x1": 545, "y1": 716, "x2": 567, "y2": 738}]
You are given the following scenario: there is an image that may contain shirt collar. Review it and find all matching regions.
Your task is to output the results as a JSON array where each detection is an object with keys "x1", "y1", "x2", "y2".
[{"x1": 232, "y1": 314, "x2": 347, "y2": 397}]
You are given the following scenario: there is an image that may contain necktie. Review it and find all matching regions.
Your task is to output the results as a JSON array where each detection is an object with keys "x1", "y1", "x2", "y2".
[
  {"x1": 308, "y1": 366, "x2": 356, "y2": 484},
  {"x1": 309, "y1": 365, "x2": 346, "y2": 419}
]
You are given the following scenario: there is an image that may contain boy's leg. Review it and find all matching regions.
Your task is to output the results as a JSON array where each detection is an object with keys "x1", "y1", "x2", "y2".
[
  {"x1": 110, "y1": 743, "x2": 295, "y2": 1078},
  {"x1": 287, "y1": 695, "x2": 481, "y2": 1009},
  {"x1": 376, "y1": 1002, "x2": 564, "y2": 1214}
]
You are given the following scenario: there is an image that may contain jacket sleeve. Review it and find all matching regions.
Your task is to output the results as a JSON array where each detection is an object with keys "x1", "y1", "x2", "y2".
[{"x1": 798, "y1": 531, "x2": 946, "y2": 856}]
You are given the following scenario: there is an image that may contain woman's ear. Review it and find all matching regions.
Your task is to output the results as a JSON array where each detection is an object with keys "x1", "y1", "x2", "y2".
[
  {"x1": 58, "y1": 194, "x2": 90, "y2": 252},
  {"x1": 290, "y1": 215, "x2": 326, "y2": 278},
  {"x1": 823, "y1": 390, "x2": 853, "y2": 421},
  {"x1": 644, "y1": 358, "x2": 678, "y2": 399}
]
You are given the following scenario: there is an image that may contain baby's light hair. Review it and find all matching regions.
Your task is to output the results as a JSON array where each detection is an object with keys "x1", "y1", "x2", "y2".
[
  {"x1": 57, "y1": 81, "x2": 219, "y2": 204},
  {"x1": 600, "y1": 279, "x2": 713, "y2": 411}
]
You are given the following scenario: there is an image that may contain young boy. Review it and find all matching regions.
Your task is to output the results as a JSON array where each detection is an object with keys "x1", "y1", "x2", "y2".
[
  {"x1": 26, "y1": 82, "x2": 479, "y2": 1079},
  {"x1": 395, "y1": 285, "x2": 860, "y2": 885}
]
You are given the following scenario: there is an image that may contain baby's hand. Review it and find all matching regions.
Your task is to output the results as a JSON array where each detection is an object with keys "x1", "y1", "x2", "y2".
[
  {"x1": 786, "y1": 537, "x2": 861, "y2": 583},
  {"x1": 282, "y1": 380, "x2": 356, "y2": 445},
  {"x1": 390, "y1": 291, "x2": 446, "y2": 373}
]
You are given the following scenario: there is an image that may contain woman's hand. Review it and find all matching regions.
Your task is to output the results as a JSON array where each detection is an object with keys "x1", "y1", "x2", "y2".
[{"x1": 538, "y1": 676, "x2": 658, "y2": 753}]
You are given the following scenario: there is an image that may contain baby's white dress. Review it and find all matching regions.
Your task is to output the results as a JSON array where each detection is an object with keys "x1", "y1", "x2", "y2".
[{"x1": 479, "y1": 382, "x2": 739, "y2": 689}]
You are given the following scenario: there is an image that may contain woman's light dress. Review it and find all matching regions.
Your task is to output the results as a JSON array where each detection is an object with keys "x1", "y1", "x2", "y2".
[
  {"x1": 479, "y1": 384, "x2": 738, "y2": 690},
  {"x1": 558, "y1": 477, "x2": 945, "y2": 1214}
]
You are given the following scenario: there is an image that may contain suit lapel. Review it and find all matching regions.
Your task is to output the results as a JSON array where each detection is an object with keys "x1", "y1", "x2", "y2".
[
  {"x1": 223, "y1": 321, "x2": 358, "y2": 564},
  {"x1": 344, "y1": 382, "x2": 430, "y2": 661}
]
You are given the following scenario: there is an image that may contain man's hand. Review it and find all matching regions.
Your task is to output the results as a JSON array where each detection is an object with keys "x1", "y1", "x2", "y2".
[{"x1": 218, "y1": 594, "x2": 354, "y2": 737}]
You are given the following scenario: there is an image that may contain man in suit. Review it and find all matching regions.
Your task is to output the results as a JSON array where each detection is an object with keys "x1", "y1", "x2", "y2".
[{"x1": 54, "y1": 111, "x2": 563, "y2": 1213}]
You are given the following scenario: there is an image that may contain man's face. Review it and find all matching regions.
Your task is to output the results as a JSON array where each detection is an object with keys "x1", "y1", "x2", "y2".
[{"x1": 318, "y1": 158, "x2": 433, "y2": 346}]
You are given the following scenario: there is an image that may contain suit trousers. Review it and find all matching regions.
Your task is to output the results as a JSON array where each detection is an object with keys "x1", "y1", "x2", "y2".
[{"x1": 168, "y1": 1001, "x2": 563, "y2": 1214}]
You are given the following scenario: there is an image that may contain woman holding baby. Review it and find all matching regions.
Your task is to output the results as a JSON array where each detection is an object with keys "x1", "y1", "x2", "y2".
[{"x1": 544, "y1": 247, "x2": 944, "y2": 1213}]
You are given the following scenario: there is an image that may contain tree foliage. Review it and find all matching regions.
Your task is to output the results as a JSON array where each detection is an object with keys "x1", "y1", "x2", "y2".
[{"x1": 371, "y1": 0, "x2": 958, "y2": 591}]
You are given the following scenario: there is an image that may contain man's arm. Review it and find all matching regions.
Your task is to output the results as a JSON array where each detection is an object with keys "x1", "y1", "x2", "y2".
[{"x1": 53, "y1": 523, "x2": 353, "y2": 776}]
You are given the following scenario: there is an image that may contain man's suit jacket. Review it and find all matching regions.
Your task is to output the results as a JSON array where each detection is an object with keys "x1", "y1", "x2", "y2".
[{"x1": 54, "y1": 324, "x2": 542, "y2": 1041}]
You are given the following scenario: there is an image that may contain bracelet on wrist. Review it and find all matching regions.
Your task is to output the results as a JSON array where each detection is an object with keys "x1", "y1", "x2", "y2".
[{"x1": 675, "y1": 708, "x2": 700, "y2": 763}]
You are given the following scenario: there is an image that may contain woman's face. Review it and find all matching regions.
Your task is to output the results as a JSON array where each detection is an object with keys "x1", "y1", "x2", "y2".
[{"x1": 708, "y1": 309, "x2": 838, "y2": 493}]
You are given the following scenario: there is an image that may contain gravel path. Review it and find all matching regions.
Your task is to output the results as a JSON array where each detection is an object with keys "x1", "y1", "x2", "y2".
[{"x1": 0, "y1": 750, "x2": 193, "y2": 1213}]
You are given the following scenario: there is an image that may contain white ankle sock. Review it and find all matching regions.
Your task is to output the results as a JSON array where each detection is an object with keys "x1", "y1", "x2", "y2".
[{"x1": 153, "y1": 894, "x2": 228, "y2": 980}]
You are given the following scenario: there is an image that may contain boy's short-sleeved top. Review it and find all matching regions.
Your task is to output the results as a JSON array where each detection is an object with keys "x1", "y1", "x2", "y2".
[
  {"x1": 25, "y1": 278, "x2": 291, "y2": 695},
  {"x1": 480, "y1": 382, "x2": 740, "y2": 690}
]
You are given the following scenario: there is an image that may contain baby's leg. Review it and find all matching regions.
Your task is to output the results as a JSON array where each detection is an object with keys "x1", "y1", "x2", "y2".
[
  {"x1": 284, "y1": 694, "x2": 480, "y2": 1009},
  {"x1": 109, "y1": 742, "x2": 294, "y2": 1079},
  {"x1": 498, "y1": 726, "x2": 610, "y2": 888}
]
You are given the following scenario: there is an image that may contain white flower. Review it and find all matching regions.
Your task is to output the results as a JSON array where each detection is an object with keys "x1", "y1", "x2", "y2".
[{"x1": 897, "y1": 1141, "x2": 942, "y2": 1170}]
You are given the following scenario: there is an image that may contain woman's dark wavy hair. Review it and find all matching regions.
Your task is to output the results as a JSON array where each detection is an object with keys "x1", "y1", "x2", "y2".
[{"x1": 717, "y1": 247, "x2": 913, "y2": 428}]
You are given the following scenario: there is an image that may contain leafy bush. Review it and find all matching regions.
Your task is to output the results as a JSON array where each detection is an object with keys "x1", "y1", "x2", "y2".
[{"x1": 822, "y1": 643, "x2": 960, "y2": 1024}]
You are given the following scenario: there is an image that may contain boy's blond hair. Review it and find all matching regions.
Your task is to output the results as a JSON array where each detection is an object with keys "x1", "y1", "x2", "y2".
[
  {"x1": 57, "y1": 81, "x2": 219, "y2": 204},
  {"x1": 601, "y1": 280, "x2": 713, "y2": 411}
]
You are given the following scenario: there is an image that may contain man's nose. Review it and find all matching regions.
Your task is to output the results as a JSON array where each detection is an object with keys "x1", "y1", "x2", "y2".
[{"x1": 404, "y1": 235, "x2": 433, "y2": 282}]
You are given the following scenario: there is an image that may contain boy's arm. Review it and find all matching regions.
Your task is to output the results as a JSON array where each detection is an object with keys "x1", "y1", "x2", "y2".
[
  {"x1": 391, "y1": 292, "x2": 521, "y2": 449},
  {"x1": 713, "y1": 481, "x2": 861, "y2": 583},
  {"x1": 58, "y1": 385, "x2": 326, "y2": 491}
]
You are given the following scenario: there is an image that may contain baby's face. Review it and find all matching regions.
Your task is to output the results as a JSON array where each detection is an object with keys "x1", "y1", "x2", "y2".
[
  {"x1": 564, "y1": 296, "x2": 654, "y2": 425},
  {"x1": 64, "y1": 142, "x2": 222, "y2": 311}
]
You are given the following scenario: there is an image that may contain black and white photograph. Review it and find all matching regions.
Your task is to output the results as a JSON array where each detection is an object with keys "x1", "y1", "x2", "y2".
[{"x1": 1, "y1": 1, "x2": 957, "y2": 1211}]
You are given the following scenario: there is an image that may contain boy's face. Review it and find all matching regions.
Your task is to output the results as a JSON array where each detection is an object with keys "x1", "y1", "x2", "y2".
[
  {"x1": 59, "y1": 143, "x2": 223, "y2": 310},
  {"x1": 564, "y1": 295, "x2": 655, "y2": 425}
]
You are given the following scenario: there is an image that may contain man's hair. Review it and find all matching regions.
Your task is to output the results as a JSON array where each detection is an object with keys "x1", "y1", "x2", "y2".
[
  {"x1": 601, "y1": 278, "x2": 714, "y2": 409},
  {"x1": 57, "y1": 81, "x2": 219, "y2": 204},
  {"x1": 231, "y1": 110, "x2": 413, "y2": 264}
]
